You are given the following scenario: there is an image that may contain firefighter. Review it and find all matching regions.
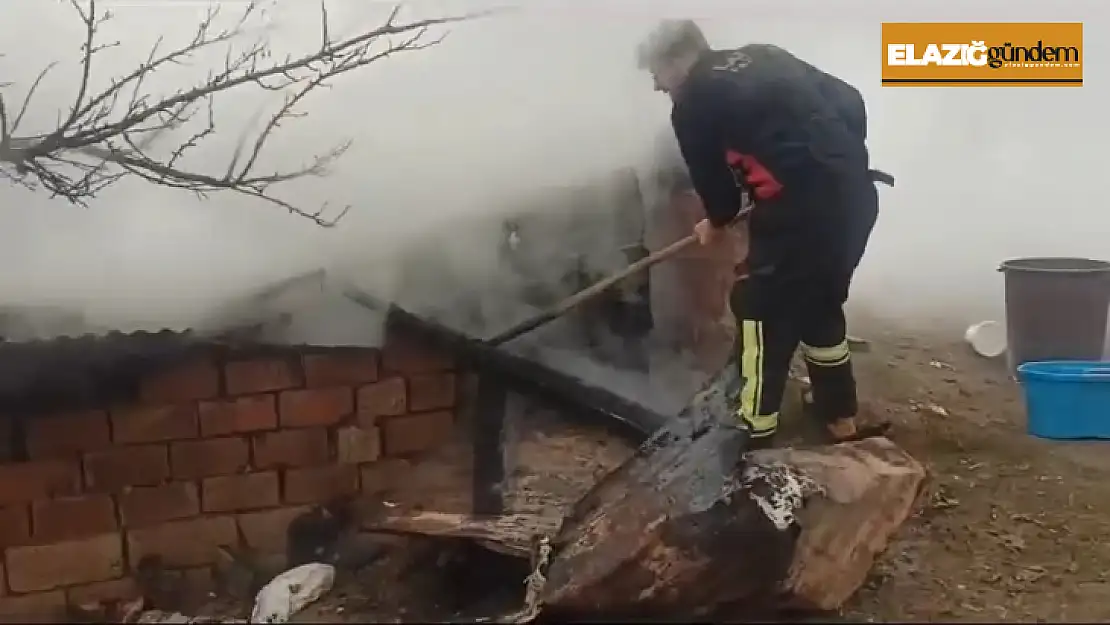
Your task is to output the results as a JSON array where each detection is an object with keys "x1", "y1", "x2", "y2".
[{"x1": 637, "y1": 20, "x2": 889, "y2": 447}]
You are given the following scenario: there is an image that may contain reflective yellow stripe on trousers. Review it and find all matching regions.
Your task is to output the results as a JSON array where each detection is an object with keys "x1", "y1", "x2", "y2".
[
  {"x1": 737, "y1": 319, "x2": 776, "y2": 437},
  {"x1": 801, "y1": 340, "x2": 851, "y2": 367}
]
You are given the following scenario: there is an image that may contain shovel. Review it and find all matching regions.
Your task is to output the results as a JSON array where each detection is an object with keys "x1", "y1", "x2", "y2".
[
  {"x1": 487, "y1": 233, "x2": 701, "y2": 346},
  {"x1": 486, "y1": 198, "x2": 767, "y2": 347},
  {"x1": 487, "y1": 224, "x2": 726, "y2": 347},
  {"x1": 485, "y1": 163, "x2": 899, "y2": 348}
]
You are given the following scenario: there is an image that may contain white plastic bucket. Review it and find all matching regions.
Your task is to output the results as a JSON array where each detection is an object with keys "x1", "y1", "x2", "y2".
[{"x1": 965, "y1": 320, "x2": 1007, "y2": 358}]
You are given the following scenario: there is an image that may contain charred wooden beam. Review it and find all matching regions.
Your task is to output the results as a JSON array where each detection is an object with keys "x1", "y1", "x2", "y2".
[
  {"x1": 341, "y1": 289, "x2": 669, "y2": 441},
  {"x1": 363, "y1": 511, "x2": 558, "y2": 559},
  {"x1": 388, "y1": 305, "x2": 667, "y2": 439}
]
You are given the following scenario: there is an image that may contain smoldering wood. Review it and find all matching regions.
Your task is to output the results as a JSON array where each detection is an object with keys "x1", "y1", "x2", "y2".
[
  {"x1": 546, "y1": 364, "x2": 924, "y2": 618},
  {"x1": 523, "y1": 363, "x2": 796, "y2": 619},
  {"x1": 361, "y1": 363, "x2": 925, "y2": 621}
]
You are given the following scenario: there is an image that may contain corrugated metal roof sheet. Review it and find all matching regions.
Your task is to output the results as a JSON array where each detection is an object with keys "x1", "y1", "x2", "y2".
[
  {"x1": 0, "y1": 269, "x2": 354, "y2": 414},
  {"x1": 0, "y1": 269, "x2": 334, "y2": 344}
]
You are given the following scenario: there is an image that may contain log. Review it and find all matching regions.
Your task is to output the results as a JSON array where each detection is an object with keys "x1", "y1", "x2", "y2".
[
  {"x1": 539, "y1": 364, "x2": 925, "y2": 618},
  {"x1": 542, "y1": 436, "x2": 924, "y2": 619}
]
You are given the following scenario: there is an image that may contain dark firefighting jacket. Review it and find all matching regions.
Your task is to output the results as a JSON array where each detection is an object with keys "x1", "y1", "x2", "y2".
[{"x1": 670, "y1": 44, "x2": 878, "y2": 277}]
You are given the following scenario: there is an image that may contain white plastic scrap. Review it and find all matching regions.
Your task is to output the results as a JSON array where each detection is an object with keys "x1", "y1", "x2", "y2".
[
  {"x1": 926, "y1": 403, "x2": 949, "y2": 417},
  {"x1": 249, "y1": 563, "x2": 336, "y2": 624}
]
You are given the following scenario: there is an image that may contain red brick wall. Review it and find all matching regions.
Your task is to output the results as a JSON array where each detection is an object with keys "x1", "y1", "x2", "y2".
[{"x1": 0, "y1": 331, "x2": 472, "y2": 620}]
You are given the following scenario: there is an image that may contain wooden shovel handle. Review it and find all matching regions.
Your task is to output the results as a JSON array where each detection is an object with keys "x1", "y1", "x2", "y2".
[
  {"x1": 487, "y1": 202, "x2": 757, "y2": 348},
  {"x1": 486, "y1": 235, "x2": 699, "y2": 347}
]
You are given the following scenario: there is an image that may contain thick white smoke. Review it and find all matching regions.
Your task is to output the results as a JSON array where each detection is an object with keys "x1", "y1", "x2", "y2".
[{"x1": 0, "y1": 0, "x2": 1106, "y2": 406}]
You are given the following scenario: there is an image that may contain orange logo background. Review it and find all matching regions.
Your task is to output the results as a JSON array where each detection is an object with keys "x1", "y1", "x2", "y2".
[{"x1": 881, "y1": 22, "x2": 1083, "y2": 87}]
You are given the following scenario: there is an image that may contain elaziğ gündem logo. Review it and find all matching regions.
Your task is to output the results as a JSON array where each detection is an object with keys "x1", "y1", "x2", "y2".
[{"x1": 881, "y1": 23, "x2": 1083, "y2": 87}]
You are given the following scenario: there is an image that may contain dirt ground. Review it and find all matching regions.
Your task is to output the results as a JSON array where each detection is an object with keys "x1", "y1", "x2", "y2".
[
  {"x1": 184, "y1": 316, "x2": 1110, "y2": 623},
  {"x1": 840, "y1": 317, "x2": 1110, "y2": 623}
]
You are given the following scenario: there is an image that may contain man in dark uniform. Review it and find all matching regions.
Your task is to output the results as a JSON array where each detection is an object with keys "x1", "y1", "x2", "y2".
[{"x1": 637, "y1": 20, "x2": 887, "y2": 447}]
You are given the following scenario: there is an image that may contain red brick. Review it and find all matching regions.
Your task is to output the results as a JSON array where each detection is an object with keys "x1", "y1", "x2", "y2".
[
  {"x1": 356, "y1": 377, "x2": 407, "y2": 426},
  {"x1": 0, "y1": 590, "x2": 66, "y2": 623},
  {"x1": 408, "y1": 373, "x2": 457, "y2": 412},
  {"x1": 236, "y1": 505, "x2": 310, "y2": 553},
  {"x1": 111, "y1": 403, "x2": 198, "y2": 444},
  {"x1": 126, "y1": 516, "x2": 238, "y2": 567},
  {"x1": 336, "y1": 426, "x2": 381, "y2": 464},
  {"x1": 0, "y1": 460, "x2": 81, "y2": 505},
  {"x1": 381, "y1": 411, "x2": 455, "y2": 456},
  {"x1": 0, "y1": 505, "x2": 30, "y2": 548},
  {"x1": 225, "y1": 359, "x2": 301, "y2": 395},
  {"x1": 279, "y1": 387, "x2": 353, "y2": 428},
  {"x1": 170, "y1": 437, "x2": 248, "y2": 479},
  {"x1": 381, "y1": 335, "x2": 453, "y2": 374},
  {"x1": 303, "y1": 351, "x2": 379, "y2": 388},
  {"x1": 6, "y1": 533, "x2": 123, "y2": 592},
  {"x1": 283, "y1": 465, "x2": 359, "y2": 505},
  {"x1": 65, "y1": 577, "x2": 139, "y2": 606},
  {"x1": 202, "y1": 472, "x2": 279, "y2": 512},
  {"x1": 84, "y1": 445, "x2": 168, "y2": 491},
  {"x1": 252, "y1": 429, "x2": 328, "y2": 469},
  {"x1": 117, "y1": 482, "x2": 199, "y2": 528},
  {"x1": 31, "y1": 494, "x2": 117, "y2": 542},
  {"x1": 140, "y1": 359, "x2": 220, "y2": 403},
  {"x1": 25, "y1": 411, "x2": 110, "y2": 459},
  {"x1": 198, "y1": 395, "x2": 277, "y2": 437}
]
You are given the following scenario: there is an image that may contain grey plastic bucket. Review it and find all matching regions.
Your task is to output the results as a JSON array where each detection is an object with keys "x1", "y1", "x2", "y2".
[{"x1": 999, "y1": 257, "x2": 1110, "y2": 372}]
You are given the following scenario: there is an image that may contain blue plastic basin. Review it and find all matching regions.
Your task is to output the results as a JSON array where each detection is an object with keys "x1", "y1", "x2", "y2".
[{"x1": 1017, "y1": 360, "x2": 1110, "y2": 440}]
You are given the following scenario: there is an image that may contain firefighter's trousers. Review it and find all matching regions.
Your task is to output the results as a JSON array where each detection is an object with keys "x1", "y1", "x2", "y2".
[{"x1": 728, "y1": 269, "x2": 859, "y2": 441}]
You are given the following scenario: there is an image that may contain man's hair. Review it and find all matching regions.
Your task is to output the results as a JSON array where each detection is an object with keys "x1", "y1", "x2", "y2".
[{"x1": 636, "y1": 20, "x2": 710, "y2": 70}]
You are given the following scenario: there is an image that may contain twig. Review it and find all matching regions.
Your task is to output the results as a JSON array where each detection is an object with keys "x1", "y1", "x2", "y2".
[{"x1": 0, "y1": 94, "x2": 8, "y2": 152}]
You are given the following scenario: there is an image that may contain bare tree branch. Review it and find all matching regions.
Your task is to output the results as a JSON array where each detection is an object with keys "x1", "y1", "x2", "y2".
[
  {"x1": 0, "y1": 0, "x2": 485, "y2": 226},
  {"x1": 10, "y1": 63, "x2": 59, "y2": 137},
  {"x1": 0, "y1": 94, "x2": 10, "y2": 155}
]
